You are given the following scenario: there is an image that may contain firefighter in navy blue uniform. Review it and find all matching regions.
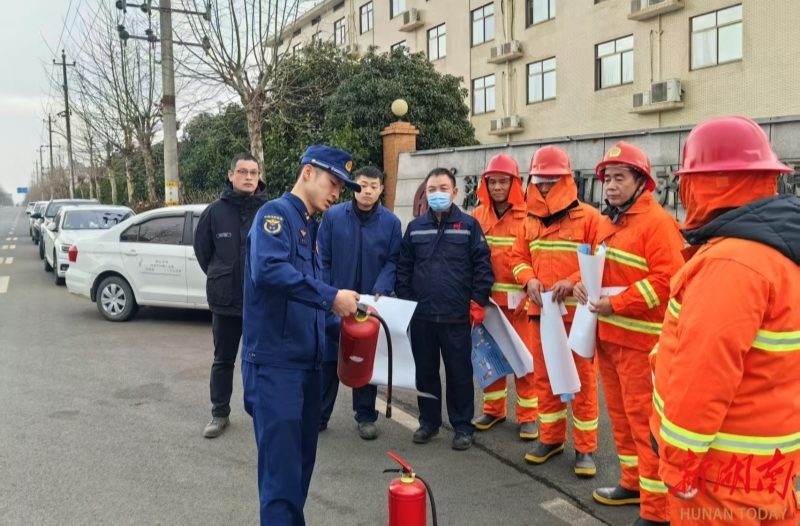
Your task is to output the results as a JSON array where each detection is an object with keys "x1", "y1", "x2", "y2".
[
  {"x1": 396, "y1": 167, "x2": 495, "y2": 451},
  {"x1": 317, "y1": 167, "x2": 402, "y2": 439},
  {"x1": 242, "y1": 145, "x2": 362, "y2": 526}
]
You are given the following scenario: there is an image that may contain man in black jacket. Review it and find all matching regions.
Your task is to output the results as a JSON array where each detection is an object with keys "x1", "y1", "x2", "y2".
[{"x1": 194, "y1": 153, "x2": 268, "y2": 438}]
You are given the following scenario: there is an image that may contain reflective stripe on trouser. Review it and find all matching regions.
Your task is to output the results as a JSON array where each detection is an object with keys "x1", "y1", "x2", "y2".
[
  {"x1": 670, "y1": 478, "x2": 798, "y2": 526},
  {"x1": 531, "y1": 320, "x2": 599, "y2": 452},
  {"x1": 482, "y1": 308, "x2": 538, "y2": 423},
  {"x1": 597, "y1": 340, "x2": 667, "y2": 523}
]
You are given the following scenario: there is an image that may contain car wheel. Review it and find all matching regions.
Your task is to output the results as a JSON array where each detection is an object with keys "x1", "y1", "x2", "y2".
[
  {"x1": 38, "y1": 239, "x2": 44, "y2": 259},
  {"x1": 96, "y1": 276, "x2": 139, "y2": 322},
  {"x1": 53, "y1": 253, "x2": 64, "y2": 285}
]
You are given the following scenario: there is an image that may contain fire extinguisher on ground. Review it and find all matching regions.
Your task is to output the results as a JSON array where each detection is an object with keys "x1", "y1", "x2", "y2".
[{"x1": 385, "y1": 452, "x2": 438, "y2": 526}]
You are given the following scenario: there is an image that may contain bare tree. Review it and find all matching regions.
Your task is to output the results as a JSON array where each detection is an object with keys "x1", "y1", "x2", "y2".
[
  {"x1": 53, "y1": 1, "x2": 163, "y2": 204},
  {"x1": 176, "y1": 0, "x2": 305, "y2": 185}
]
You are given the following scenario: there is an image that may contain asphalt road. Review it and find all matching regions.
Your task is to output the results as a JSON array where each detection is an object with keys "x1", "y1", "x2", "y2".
[{"x1": 0, "y1": 205, "x2": 643, "y2": 525}]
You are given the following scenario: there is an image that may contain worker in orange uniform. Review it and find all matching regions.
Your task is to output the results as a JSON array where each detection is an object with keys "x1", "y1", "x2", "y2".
[
  {"x1": 574, "y1": 142, "x2": 684, "y2": 526},
  {"x1": 509, "y1": 145, "x2": 601, "y2": 477},
  {"x1": 649, "y1": 116, "x2": 800, "y2": 526},
  {"x1": 471, "y1": 153, "x2": 539, "y2": 440}
]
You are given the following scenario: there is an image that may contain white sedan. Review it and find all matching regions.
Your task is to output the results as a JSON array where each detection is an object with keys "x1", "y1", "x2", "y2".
[
  {"x1": 43, "y1": 205, "x2": 134, "y2": 285},
  {"x1": 66, "y1": 204, "x2": 210, "y2": 321}
]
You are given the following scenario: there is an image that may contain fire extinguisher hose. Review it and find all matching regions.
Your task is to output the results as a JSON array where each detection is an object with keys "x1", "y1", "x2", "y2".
[{"x1": 358, "y1": 304, "x2": 393, "y2": 419}]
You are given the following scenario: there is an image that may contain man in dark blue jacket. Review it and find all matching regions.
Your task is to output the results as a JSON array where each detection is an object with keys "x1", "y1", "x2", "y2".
[
  {"x1": 194, "y1": 153, "x2": 267, "y2": 438},
  {"x1": 242, "y1": 145, "x2": 361, "y2": 526},
  {"x1": 317, "y1": 166, "x2": 402, "y2": 440},
  {"x1": 396, "y1": 167, "x2": 494, "y2": 451}
]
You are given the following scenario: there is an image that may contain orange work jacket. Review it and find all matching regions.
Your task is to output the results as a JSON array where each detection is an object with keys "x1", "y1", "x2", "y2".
[
  {"x1": 509, "y1": 203, "x2": 601, "y2": 321},
  {"x1": 651, "y1": 233, "x2": 800, "y2": 490},
  {"x1": 594, "y1": 191, "x2": 684, "y2": 351},
  {"x1": 472, "y1": 202, "x2": 528, "y2": 308}
]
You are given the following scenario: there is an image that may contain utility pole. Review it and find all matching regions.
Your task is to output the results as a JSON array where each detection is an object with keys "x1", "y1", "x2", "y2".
[
  {"x1": 159, "y1": 0, "x2": 179, "y2": 206},
  {"x1": 116, "y1": 1, "x2": 209, "y2": 206},
  {"x1": 54, "y1": 50, "x2": 76, "y2": 199},
  {"x1": 38, "y1": 146, "x2": 47, "y2": 200}
]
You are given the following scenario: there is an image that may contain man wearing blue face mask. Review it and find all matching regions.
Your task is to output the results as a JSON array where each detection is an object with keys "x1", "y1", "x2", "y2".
[{"x1": 396, "y1": 168, "x2": 495, "y2": 451}]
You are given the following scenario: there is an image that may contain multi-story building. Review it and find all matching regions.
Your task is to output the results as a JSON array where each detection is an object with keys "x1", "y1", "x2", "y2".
[{"x1": 279, "y1": 0, "x2": 800, "y2": 145}]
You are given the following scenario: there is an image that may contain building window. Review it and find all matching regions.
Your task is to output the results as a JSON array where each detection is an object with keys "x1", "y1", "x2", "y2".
[
  {"x1": 391, "y1": 41, "x2": 407, "y2": 53},
  {"x1": 334, "y1": 18, "x2": 346, "y2": 45},
  {"x1": 526, "y1": 0, "x2": 555, "y2": 27},
  {"x1": 293, "y1": 43, "x2": 302, "y2": 55},
  {"x1": 428, "y1": 24, "x2": 446, "y2": 60},
  {"x1": 528, "y1": 58, "x2": 556, "y2": 103},
  {"x1": 391, "y1": 0, "x2": 406, "y2": 18},
  {"x1": 472, "y1": 74, "x2": 496, "y2": 115},
  {"x1": 691, "y1": 5, "x2": 742, "y2": 70},
  {"x1": 360, "y1": 2, "x2": 374, "y2": 33},
  {"x1": 596, "y1": 35, "x2": 633, "y2": 89},
  {"x1": 472, "y1": 4, "x2": 495, "y2": 47}
]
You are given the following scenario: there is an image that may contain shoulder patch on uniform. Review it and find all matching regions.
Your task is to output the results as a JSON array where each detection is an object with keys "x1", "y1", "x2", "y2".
[{"x1": 263, "y1": 215, "x2": 283, "y2": 234}]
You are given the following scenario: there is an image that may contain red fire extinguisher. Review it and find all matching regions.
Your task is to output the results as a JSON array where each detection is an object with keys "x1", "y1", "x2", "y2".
[
  {"x1": 385, "y1": 452, "x2": 438, "y2": 526},
  {"x1": 338, "y1": 303, "x2": 394, "y2": 417}
]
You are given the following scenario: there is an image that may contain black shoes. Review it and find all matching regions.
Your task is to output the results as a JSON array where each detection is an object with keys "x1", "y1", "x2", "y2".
[
  {"x1": 358, "y1": 422, "x2": 378, "y2": 440},
  {"x1": 451, "y1": 432, "x2": 473, "y2": 451},
  {"x1": 412, "y1": 426, "x2": 439, "y2": 444},
  {"x1": 592, "y1": 485, "x2": 642, "y2": 506}
]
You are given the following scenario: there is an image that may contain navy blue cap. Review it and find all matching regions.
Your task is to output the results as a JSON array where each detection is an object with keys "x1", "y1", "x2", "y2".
[{"x1": 300, "y1": 145, "x2": 361, "y2": 193}]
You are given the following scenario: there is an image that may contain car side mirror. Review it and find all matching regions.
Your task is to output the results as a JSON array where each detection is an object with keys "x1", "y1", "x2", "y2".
[
  {"x1": 31, "y1": 212, "x2": 41, "y2": 219},
  {"x1": 46, "y1": 222, "x2": 57, "y2": 232}
]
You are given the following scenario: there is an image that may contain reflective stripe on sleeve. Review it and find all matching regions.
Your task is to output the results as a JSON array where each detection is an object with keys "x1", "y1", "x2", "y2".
[
  {"x1": 492, "y1": 283, "x2": 525, "y2": 293},
  {"x1": 512, "y1": 263, "x2": 533, "y2": 278},
  {"x1": 668, "y1": 298, "x2": 681, "y2": 319},
  {"x1": 654, "y1": 389, "x2": 717, "y2": 454},
  {"x1": 598, "y1": 314, "x2": 662, "y2": 335},
  {"x1": 605, "y1": 247, "x2": 649, "y2": 272},
  {"x1": 635, "y1": 278, "x2": 660, "y2": 309},
  {"x1": 649, "y1": 342, "x2": 659, "y2": 357},
  {"x1": 751, "y1": 329, "x2": 800, "y2": 353}
]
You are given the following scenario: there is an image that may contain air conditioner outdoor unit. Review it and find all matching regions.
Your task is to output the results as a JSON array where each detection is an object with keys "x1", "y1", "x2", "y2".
[
  {"x1": 631, "y1": 0, "x2": 666, "y2": 12},
  {"x1": 650, "y1": 78, "x2": 681, "y2": 104},
  {"x1": 490, "y1": 41, "x2": 522, "y2": 60},
  {"x1": 345, "y1": 44, "x2": 359, "y2": 53},
  {"x1": 633, "y1": 91, "x2": 651, "y2": 108},
  {"x1": 490, "y1": 116, "x2": 522, "y2": 131},
  {"x1": 403, "y1": 8, "x2": 420, "y2": 25}
]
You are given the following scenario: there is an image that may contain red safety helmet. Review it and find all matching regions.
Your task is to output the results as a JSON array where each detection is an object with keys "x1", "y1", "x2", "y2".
[
  {"x1": 529, "y1": 145, "x2": 572, "y2": 177},
  {"x1": 595, "y1": 141, "x2": 656, "y2": 192},
  {"x1": 481, "y1": 153, "x2": 521, "y2": 180},
  {"x1": 676, "y1": 116, "x2": 792, "y2": 176}
]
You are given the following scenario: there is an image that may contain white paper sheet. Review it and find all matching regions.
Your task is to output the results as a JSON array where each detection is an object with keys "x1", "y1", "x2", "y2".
[
  {"x1": 568, "y1": 244, "x2": 606, "y2": 359},
  {"x1": 359, "y1": 295, "x2": 437, "y2": 399},
  {"x1": 507, "y1": 292, "x2": 525, "y2": 309},
  {"x1": 541, "y1": 291, "x2": 581, "y2": 397},
  {"x1": 482, "y1": 299, "x2": 534, "y2": 378}
]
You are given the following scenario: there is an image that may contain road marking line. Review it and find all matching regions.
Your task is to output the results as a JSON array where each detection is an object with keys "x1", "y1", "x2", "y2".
[
  {"x1": 12, "y1": 237, "x2": 17, "y2": 241},
  {"x1": 0, "y1": 258, "x2": 3, "y2": 264},
  {"x1": 9, "y1": 246, "x2": 15, "y2": 250},
  {"x1": 374, "y1": 398, "x2": 419, "y2": 431},
  {"x1": 0, "y1": 276, "x2": 8, "y2": 294},
  {"x1": 1, "y1": 245, "x2": 7, "y2": 250},
  {"x1": 540, "y1": 498, "x2": 604, "y2": 526},
  {"x1": 4, "y1": 237, "x2": 8, "y2": 241},
  {"x1": 5, "y1": 258, "x2": 12, "y2": 264}
]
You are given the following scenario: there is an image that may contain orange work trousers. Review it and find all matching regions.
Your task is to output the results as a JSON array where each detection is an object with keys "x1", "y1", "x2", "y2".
[
  {"x1": 670, "y1": 479, "x2": 798, "y2": 525},
  {"x1": 598, "y1": 340, "x2": 668, "y2": 522},
  {"x1": 482, "y1": 308, "x2": 538, "y2": 423},
  {"x1": 532, "y1": 320, "x2": 598, "y2": 452}
]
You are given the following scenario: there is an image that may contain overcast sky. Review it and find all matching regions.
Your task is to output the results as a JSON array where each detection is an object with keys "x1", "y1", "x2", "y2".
[
  {"x1": 0, "y1": 0, "x2": 70, "y2": 199},
  {"x1": 0, "y1": 0, "x2": 323, "y2": 202}
]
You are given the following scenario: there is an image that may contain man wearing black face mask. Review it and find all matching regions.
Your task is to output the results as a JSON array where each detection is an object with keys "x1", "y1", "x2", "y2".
[
  {"x1": 395, "y1": 167, "x2": 494, "y2": 451},
  {"x1": 194, "y1": 153, "x2": 268, "y2": 438}
]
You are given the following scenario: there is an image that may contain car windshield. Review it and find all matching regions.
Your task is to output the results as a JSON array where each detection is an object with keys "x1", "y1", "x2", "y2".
[
  {"x1": 63, "y1": 210, "x2": 131, "y2": 230},
  {"x1": 34, "y1": 203, "x2": 45, "y2": 213},
  {"x1": 47, "y1": 201, "x2": 94, "y2": 218}
]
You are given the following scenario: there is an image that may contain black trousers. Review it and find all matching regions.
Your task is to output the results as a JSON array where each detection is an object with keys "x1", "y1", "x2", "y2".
[
  {"x1": 210, "y1": 313, "x2": 243, "y2": 418},
  {"x1": 320, "y1": 362, "x2": 379, "y2": 426},
  {"x1": 410, "y1": 319, "x2": 475, "y2": 435}
]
